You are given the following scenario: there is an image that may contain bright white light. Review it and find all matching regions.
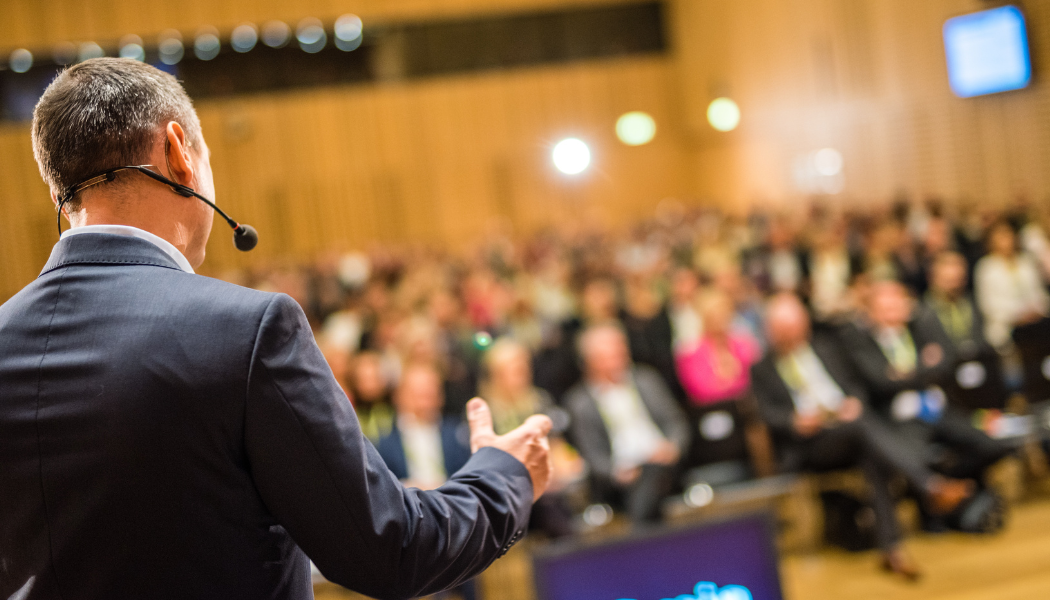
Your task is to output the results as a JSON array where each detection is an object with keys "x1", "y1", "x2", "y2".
[
  {"x1": 78, "y1": 42, "x2": 104, "y2": 62},
  {"x1": 335, "y1": 14, "x2": 363, "y2": 51},
  {"x1": 119, "y1": 43, "x2": 145, "y2": 61},
  {"x1": 297, "y1": 18, "x2": 327, "y2": 53},
  {"x1": 552, "y1": 138, "x2": 591, "y2": 175},
  {"x1": 616, "y1": 111, "x2": 656, "y2": 146},
  {"x1": 262, "y1": 21, "x2": 291, "y2": 48},
  {"x1": 159, "y1": 30, "x2": 184, "y2": 65},
  {"x1": 194, "y1": 30, "x2": 221, "y2": 60},
  {"x1": 9, "y1": 49, "x2": 33, "y2": 73},
  {"x1": 813, "y1": 148, "x2": 843, "y2": 176},
  {"x1": 231, "y1": 23, "x2": 259, "y2": 53},
  {"x1": 119, "y1": 35, "x2": 145, "y2": 61},
  {"x1": 582, "y1": 503, "x2": 613, "y2": 527},
  {"x1": 707, "y1": 97, "x2": 741, "y2": 132},
  {"x1": 685, "y1": 483, "x2": 715, "y2": 508}
]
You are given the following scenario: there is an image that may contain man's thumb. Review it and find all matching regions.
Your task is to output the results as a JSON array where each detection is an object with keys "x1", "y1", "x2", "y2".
[{"x1": 466, "y1": 397, "x2": 496, "y2": 453}]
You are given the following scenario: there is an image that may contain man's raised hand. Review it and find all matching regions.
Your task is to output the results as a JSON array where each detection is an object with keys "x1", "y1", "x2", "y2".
[{"x1": 466, "y1": 397, "x2": 553, "y2": 501}]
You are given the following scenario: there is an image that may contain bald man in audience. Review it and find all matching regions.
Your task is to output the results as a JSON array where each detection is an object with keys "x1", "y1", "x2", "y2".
[
  {"x1": 564, "y1": 324, "x2": 689, "y2": 524},
  {"x1": 752, "y1": 293, "x2": 974, "y2": 579}
]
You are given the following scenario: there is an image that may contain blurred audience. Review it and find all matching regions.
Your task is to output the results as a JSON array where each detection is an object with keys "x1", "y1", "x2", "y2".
[
  {"x1": 753, "y1": 294, "x2": 973, "y2": 579},
  {"x1": 224, "y1": 197, "x2": 1050, "y2": 562},
  {"x1": 565, "y1": 324, "x2": 689, "y2": 524}
]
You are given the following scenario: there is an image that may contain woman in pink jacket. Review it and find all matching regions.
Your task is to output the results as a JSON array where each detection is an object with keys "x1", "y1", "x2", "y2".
[{"x1": 676, "y1": 289, "x2": 761, "y2": 405}]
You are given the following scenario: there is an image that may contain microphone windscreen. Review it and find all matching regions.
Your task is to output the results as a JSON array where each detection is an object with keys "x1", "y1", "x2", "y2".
[{"x1": 234, "y1": 224, "x2": 259, "y2": 251}]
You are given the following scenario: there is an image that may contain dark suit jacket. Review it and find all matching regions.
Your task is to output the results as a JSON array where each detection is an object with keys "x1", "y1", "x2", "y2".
[
  {"x1": 750, "y1": 333, "x2": 868, "y2": 466},
  {"x1": 837, "y1": 311, "x2": 956, "y2": 417},
  {"x1": 563, "y1": 365, "x2": 689, "y2": 483},
  {"x1": 0, "y1": 234, "x2": 531, "y2": 600},
  {"x1": 376, "y1": 417, "x2": 473, "y2": 482},
  {"x1": 621, "y1": 306, "x2": 685, "y2": 402}
]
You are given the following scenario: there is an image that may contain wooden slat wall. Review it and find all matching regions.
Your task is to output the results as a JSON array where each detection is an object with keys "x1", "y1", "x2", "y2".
[
  {"x1": 0, "y1": 0, "x2": 652, "y2": 50},
  {"x1": 0, "y1": 56, "x2": 688, "y2": 299},
  {"x1": 669, "y1": 0, "x2": 1050, "y2": 210}
]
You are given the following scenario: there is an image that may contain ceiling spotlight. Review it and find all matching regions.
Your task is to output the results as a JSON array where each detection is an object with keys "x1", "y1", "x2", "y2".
[
  {"x1": 335, "y1": 14, "x2": 363, "y2": 51},
  {"x1": 231, "y1": 23, "x2": 258, "y2": 53},
  {"x1": 158, "y1": 30, "x2": 184, "y2": 65},
  {"x1": 616, "y1": 111, "x2": 657, "y2": 146},
  {"x1": 813, "y1": 148, "x2": 843, "y2": 176},
  {"x1": 9, "y1": 49, "x2": 33, "y2": 73},
  {"x1": 119, "y1": 34, "x2": 145, "y2": 61},
  {"x1": 707, "y1": 97, "x2": 740, "y2": 132},
  {"x1": 297, "y1": 18, "x2": 327, "y2": 53},
  {"x1": 194, "y1": 28, "x2": 221, "y2": 60},
  {"x1": 262, "y1": 20, "x2": 291, "y2": 48},
  {"x1": 552, "y1": 138, "x2": 591, "y2": 175},
  {"x1": 78, "y1": 42, "x2": 105, "y2": 62},
  {"x1": 52, "y1": 42, "x2": 77, "y2": 65}
]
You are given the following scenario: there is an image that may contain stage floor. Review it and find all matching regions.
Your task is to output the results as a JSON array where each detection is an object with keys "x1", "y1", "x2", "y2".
[
  {"x1": 315, "y1": 495, "x2": 1050, "y2": 600},
  {"x1": 782, "y1": 497, "x2": 1050, "y2": 600}
]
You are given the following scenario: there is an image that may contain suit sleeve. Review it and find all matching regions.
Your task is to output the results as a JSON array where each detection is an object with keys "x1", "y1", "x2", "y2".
[
  {"x1": 244, "y1": 294, "x2": 532, "y2": 600},
  {"x1": 565, "y1": 388, "x2": 615, "y2": 482},
  {"x1": 749, "y1": 361, "x2": 796, "y2": 439},
  {"x1": 636, "y1": 367, "x2": 690, "y2": 455}
]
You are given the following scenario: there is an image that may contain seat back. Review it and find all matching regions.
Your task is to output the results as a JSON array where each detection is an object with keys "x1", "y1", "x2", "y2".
[
  {"x1": 942, "y1": 346, "x2": 1010, "y2": 410},
  {"x1": 1012, "y1": 318, "x2": 1050, "y2": 403}
]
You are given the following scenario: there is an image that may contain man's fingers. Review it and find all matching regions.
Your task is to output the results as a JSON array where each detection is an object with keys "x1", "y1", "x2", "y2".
[
  {"x1": 521, "y1": 414, "x2": 553, "y2": 438},
  {"x1": 466, "y1": 397, "x2": 496, "y2": 453}
]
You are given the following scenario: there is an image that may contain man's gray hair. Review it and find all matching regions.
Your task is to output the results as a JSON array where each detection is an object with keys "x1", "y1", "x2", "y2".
[{"x1": 31, "y1": 57, "x2": 203, "y2": 210}]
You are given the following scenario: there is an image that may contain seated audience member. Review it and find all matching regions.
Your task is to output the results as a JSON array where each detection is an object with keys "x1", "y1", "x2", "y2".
[
  {"x1": 752, "y1": 294, "x2": 974, "y2": 579},
  {"x1": 676, "y1": 290, "x2": 761, "y2": 405},
  {"x1": 974, "y1": 220, "x2": 1050, "y2": 350},
  {"x1": 668, "y1": 266, "x2": 704, "y2": 352},
  {"x1": 534, "y1": 277, "x2": 620, "y2": 403},
  {"x1": 376, "y1": 362, "x2": 476, "y2": 600},
  {"x1": 482, "y1": 339, "x2": 582, "y2": 538},
  {"x1": 349, "y1": 351, "x2": 395, "y2": 443},
  {"x1": 565, "y1": 324, "x2": 689, "y2": 524},
  {"x1": 621, "y1": 275, "x2": 681, "y2": 401},
  {"x1": 377, "y1": 362, "x2": 472, "y2": 489},
  {"x1": 923, "y1": 252, "x2": 989, "y2": 356},
  {"x1": 840, "y1": 281, "x2": 1011, "y2": 485},
  {"x1": 807, "y1": 220, "x2": 863, "y2": 325}
]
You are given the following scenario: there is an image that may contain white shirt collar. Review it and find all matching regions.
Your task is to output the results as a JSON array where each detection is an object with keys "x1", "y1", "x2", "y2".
[{"x1": 60, "y1": 225, "x2": 195, "y2": 274}]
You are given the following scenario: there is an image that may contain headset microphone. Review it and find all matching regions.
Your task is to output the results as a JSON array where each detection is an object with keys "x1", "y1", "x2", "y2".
[{"x1": 58, "y1": 165, "x2": 259, "y2": 252}]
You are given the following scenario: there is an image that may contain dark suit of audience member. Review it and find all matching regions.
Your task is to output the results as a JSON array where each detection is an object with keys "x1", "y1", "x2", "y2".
[
  {"x1": 839, "y1": 282, "x2": 1011, "y2": 484},
  {"x1": 754, "y1": 294, "x2": 977, "y2": 578},
  {"x1": 377, "y1": 418, "x2": 472, "y2": 484},
  {"x1": 564, "y1": 325, "x2": 689, "y2": 524},
  {"x1": 921, "y1": 252, "x2": 990, "y2": 359},
  {"x1": 621, "y1": 305, "x2": 685, "y2": 402}
]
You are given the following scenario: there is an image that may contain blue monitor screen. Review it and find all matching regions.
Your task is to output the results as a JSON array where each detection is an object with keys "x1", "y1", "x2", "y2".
[
  {"x1": 943, "y1": 5, "x2": 1032, "y2": 98},
  {"x1": 533, "y1": 514, "x2": 783, "y2": 600}
]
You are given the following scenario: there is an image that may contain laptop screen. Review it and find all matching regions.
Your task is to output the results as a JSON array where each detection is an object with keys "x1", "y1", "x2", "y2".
[{"x1": 533, "y1": 513, "x2": 783, "y2": 600}]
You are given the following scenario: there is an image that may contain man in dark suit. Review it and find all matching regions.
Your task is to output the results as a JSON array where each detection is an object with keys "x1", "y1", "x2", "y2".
[
  {"x1": 752, "y1": 294, "x2": 973, "y2": 579},
  {"x1": 922, "y1": 251, "x2": 989, "y2": 356},
  {"x1": 0, "y1": 58, "x2": 552, "y2": 600},
  {"x1": 376, "y1": 363, "x2": 473, "y2": 488},
  {"x1": 839, "y1": 281, "x2": 1010, "y2": 485},
  {"x1": 564, "y1": 323, "x2": 689, "y2": 524}
]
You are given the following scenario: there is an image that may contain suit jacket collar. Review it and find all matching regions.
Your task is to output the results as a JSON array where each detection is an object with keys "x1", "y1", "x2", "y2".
[{"x1": 40, "y1": 232, "x2": 186, "y2": 277}]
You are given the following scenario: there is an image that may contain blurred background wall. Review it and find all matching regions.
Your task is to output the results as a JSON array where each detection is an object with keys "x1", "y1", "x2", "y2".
[{"x1": 2, "y1": 0, "x2": 1049, "y2": 300}]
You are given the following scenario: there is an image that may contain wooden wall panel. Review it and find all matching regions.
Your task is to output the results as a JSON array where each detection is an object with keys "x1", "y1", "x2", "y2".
[
  {"x1": 0, "y1": 0, "x2": 652, "y2": 50},
  {"x1": 0, "y1": 56, "x2": 687, "y2": 299},
  {"x1": 670, "y1": 0, "x2": 1050, "y2": 209}
]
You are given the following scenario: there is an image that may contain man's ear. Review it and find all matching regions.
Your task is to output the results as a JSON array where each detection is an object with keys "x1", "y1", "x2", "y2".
[{"x1": 165, "y1": 121, "x2": 194, "y2": 188}]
